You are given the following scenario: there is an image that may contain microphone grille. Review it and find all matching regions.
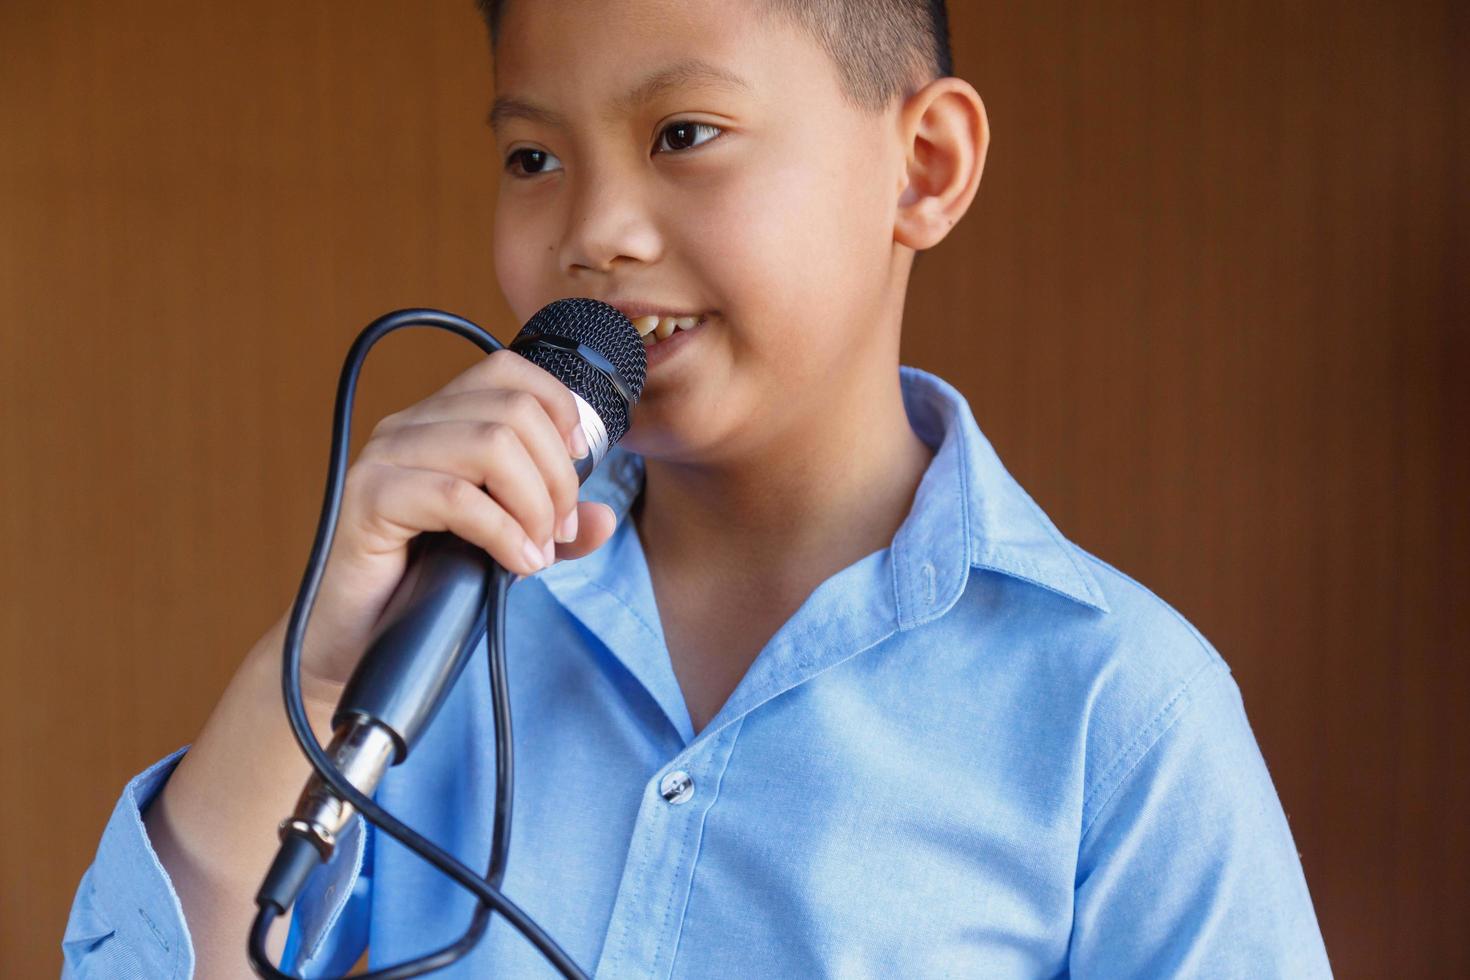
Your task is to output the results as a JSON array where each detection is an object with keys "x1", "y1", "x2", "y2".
[{"x1": 510, "y1": 298, "x2": 647, "y2": 443}]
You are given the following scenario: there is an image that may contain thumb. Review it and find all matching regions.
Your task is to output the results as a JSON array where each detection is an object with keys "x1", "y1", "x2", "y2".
[{"x1": 550, "y1": 501, "x2": 618, "y2": 563}]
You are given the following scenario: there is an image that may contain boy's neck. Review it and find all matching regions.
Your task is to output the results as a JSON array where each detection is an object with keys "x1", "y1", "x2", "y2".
[{"x1": 631, "y1": 358, "x2": 933, "y2": 595}]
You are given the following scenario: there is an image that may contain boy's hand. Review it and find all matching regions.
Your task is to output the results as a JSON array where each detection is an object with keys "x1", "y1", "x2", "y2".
[{"x1": 294, "y1": 348, "x2": 618, "y2": 701}]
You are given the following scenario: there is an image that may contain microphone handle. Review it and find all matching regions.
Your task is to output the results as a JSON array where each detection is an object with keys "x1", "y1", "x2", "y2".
[
  {"x1": 334, "y1": 531, "x2": 494, "y2": 757},
  {"x1": 279, "y1": 530, "x2": 496, "y2": 865}
]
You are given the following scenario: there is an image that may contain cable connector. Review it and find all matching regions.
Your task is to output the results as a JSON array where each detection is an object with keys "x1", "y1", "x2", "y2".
[{"x1": 256, "y1": 831, "x2": 325, "y2": 914}]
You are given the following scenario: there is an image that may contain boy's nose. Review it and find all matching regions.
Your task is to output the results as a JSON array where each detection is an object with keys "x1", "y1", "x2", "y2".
[{"x1": 560, "y1": 170, "x2": 662, "y2": 275}]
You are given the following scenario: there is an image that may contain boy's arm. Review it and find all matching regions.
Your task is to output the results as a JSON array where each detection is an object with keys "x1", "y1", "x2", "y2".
[
  {"x1": 61, "y1": 344, "x2": 597, "y2": 976},
  {"x1": 61, "y1": 615, "x2": 369, "y2": 978},
  {"x1": 1069, "y1": 662, "x2": 1332, "y2": 977}
]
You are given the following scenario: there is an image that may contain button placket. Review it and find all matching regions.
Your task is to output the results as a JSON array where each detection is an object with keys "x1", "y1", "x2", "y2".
[{"x1": 593, "y1": 719, "x2": 746, "y2": 979}]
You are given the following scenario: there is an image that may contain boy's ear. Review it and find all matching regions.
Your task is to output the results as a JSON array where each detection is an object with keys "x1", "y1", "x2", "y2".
[{"x1": 893, "y1": 77, "x2": 989, "y2": 251}]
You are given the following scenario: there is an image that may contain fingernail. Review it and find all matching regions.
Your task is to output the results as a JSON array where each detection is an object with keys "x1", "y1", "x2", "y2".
[
  {"x1": 542, "y1": 539, "x2": 556, "y2": 566},
  {"x1": 555, "y1": 509, "x2": 579, "y2": 543},
  {"x1": 520, "y1": 538, "x2": 546, "y2": 572},
  {"x1": 569, "y1": 426, "x2": 589, "y2": 459}
]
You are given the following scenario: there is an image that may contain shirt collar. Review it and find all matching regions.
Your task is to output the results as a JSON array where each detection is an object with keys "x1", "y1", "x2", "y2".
[
  {"x1": 568, "y1": 365, "x2": 1110, "y2": 629},
  {"x1": 892, "y1": 365, "x2": 1110, "y2": 623}
]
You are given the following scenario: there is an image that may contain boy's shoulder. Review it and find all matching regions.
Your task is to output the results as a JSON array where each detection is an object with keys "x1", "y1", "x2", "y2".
[
  {"x1": 941, "y1": 530, "x2": 1240, "y2": 829},
  {"x1": 945, "y1": 526, "x2": 1230, "y2": 730},
  {"x1": 898, "y1": 363, "x2": 1238, "y2": 803},
  {"x1": 902, "y1": 364, "x2": 1227, "y2": 692},
  {"x1": 1063, "y1": 542, "x2": 1226, "y2": 686}
]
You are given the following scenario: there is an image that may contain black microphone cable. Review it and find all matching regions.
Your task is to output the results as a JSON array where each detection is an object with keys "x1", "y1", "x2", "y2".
[{"x1": 247, "y1": 308, "x2": 590, "y2": 979}]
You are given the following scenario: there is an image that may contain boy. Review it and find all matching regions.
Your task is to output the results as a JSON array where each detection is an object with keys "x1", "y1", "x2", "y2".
[{"x1": 64, "y1": 0, "x2": 1332, "y2": 976}]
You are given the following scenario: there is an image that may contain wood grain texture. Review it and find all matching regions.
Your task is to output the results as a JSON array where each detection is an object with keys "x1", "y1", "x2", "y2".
[{"x1": 2, "y1": 1, "x2": 1464, "y2": 976}]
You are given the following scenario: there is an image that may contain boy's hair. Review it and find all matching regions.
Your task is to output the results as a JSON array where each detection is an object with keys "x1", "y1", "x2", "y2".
[{"x1": 474, "y1": 0, "x2": 954, "y2": 112}]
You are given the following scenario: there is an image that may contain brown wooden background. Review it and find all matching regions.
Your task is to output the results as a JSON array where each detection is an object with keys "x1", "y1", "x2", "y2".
[{"x1": 2, "y1": 1, "x2": 1465, "y2": 975}]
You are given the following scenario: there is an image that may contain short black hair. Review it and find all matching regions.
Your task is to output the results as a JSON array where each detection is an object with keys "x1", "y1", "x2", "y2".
[{"x1": 475, "y1": 0, "x2": 953, "y2": 112}]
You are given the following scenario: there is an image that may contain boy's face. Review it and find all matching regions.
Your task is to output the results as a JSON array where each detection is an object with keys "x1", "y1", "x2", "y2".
[{"x1": 491, "y1": 0, "x2": 907, "y2": 463}]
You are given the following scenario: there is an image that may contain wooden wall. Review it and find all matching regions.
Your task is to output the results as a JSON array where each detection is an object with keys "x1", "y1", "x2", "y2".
[{"x1": 2, "y1": 1, "x2": 1464, "y2": 975}]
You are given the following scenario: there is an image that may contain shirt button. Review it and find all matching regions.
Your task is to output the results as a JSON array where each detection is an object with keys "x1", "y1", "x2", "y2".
[{"x1": 659, "y1": 769, "x2": 694, "y2": 804}]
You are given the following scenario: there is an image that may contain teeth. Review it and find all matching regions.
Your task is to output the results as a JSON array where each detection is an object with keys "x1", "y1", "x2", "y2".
[{"x1": 629, "y1": 312, "x2": 705, "y2": 346}]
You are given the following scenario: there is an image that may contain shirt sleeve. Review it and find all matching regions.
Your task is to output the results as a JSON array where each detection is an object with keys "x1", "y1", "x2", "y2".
[
  {"x1": 61, "y1": 746, "x2": 371, "y2": 979},
  {"x1": 1069, "y1": 663, "x2": 1333, "y2": 978}
]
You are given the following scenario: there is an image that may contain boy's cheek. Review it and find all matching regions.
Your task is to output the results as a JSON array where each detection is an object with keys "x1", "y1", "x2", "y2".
[
  {"x1": 705, "y1": 181, "x2": 882, "y2": 332},
  {"x1": 492, "y1": 207, "x2": 559, "y2": 318},
  {"x1": 689, "y1": 171, "x2": 850, "y2": 292}
]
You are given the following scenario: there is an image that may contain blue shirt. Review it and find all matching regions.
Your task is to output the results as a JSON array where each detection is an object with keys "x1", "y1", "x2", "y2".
[{"x1": 63, "y1": 367, "x2": 1331, "y2": 978}]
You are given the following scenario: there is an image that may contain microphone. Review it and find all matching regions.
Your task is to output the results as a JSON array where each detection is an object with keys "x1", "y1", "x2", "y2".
[{"x1": 278, "y1": 298, "x2": 647, "y2": 868}]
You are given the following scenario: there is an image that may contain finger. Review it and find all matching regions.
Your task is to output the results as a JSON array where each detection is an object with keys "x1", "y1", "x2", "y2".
[
  {"x1": 550, "y1": 502, "x2": 618, "y2": 562},
  {"x1": 434, "y1": 349, "x2": 584, "y2": 455},
  {"x1": 365, "y1": 393, "x2": 581, "y2": 542},
  {"x1": 380, "y1": 389, "x2": 582, "y2": 534},
  {"x1": 348, "y1": 462, "x2": 548, "y2": 576},
  {"x1": 361, "y1": 420, "x2": 558, "y2": 551}
]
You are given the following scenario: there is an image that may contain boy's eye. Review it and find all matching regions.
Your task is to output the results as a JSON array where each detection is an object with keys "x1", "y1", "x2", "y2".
[
  {"x1": 504, "y1": 148, "x2": 563, "y2": 177},
  {"x1": 503, "y1": 122, "x2": 721, "y2": 177},
  {"x1": 655, "y1": 120, "x2": 722, "y2": 154}
]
